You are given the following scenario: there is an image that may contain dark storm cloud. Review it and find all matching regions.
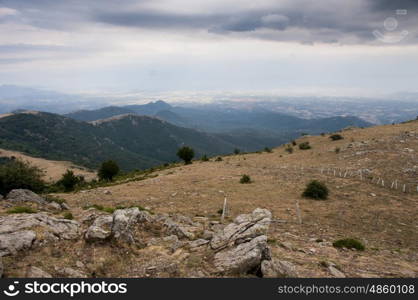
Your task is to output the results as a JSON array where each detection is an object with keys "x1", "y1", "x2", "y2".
[{"x1": 0, "y1": 0, "x2": 417, "y2": 44}]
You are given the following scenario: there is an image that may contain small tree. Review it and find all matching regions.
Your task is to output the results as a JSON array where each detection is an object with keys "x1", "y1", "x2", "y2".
[
  {"x1": 57, "y1": 170, "x2": 84, "y2": 192},
  {"x1": 234, "y1": 148, "x2": 240, "y2": 155},
  {"x1": 302, "y1": 180, "x2": 329, "y2": 200},
  {"x1": 98, "y1": 160, "x2": 120, "y2": 181},
  {"x1": 0, "y1": 159, "x2": 45, "y2": 195},
  {"x1": 177, "y1": 146, "x2": 194, "y2": 164},
  {"x1": 291, "y1": 140, "x2": 297, "y2": 146}
]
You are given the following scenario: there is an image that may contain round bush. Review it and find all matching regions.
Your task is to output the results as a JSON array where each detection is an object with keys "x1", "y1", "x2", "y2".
[
  {"x1": 333, "y1": 238, "x2": 365, "y2": 251},
  {"x1": 302, "y1": 180, "x2": 329, "y2": 200}
]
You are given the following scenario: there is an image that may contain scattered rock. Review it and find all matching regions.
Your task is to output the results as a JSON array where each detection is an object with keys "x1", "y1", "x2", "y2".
[
  {"x1": 261, "y1": 259, "x2": 299, "y2": 278},
  {"x1": 103, "y1": 190, "x2": 111, "y2": 195},
  {"x1": 189, "y1": 239, "x2": 209, "y2": 251},
  {"x1": 202, "y1": 230, "x2": 214, "y2": 240},
  {"x1": 370, "y1": 193, "x2": 376, "y2": 197},
  {"x1": 46, "y1": 201, "x2": 62, "y2": 211},
  {"x1": 26, "y1": 266, "x2": 52, "y2": 278}
]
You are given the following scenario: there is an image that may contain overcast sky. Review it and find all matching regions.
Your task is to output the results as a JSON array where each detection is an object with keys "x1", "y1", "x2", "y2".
[{"x1": 0, "y1": 0, "x2": 417, "y2": 97}]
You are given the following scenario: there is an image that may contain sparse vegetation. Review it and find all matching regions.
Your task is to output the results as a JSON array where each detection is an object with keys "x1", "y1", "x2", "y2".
[
  {"x1": 56, "y1": 169, "x2": 85, "y2": 192},
  {"x1": 98, "y1": 160, "x2": 120, "y2": 181},
  {"x1": 234, "y1": 148, "x2": 240, "y2": 155},
  {"x1": 7, "y1": 206, "x2": 37, "y2": 214},
  {"x1": 285, "y1": 145, "x2": 294, "y2": 154},
  {"x1": 177, "y1": 146, "x2": 195, "y2": 165},
  {"x1": 330, "y1": 134, "x2": 344, "y2": 141},
  {"x1": 0, "y1": 159, "x2": 45, "y2": 195},
  {"x1": 215, "y1": 157, "x2": 223, "y2": 162},
  {"x1": 264, "y1": 147, "x2": 272, "y2": 153},
  {"x1": 333, "y1": 238, "x2": 365, "y2": 251},
  {"x1": 299, "y1": 141, "x2": 311, "y2": 150},
  {"x1": 63, "y1": 212, "x2": 73, "y2": 220},
  {"x1": 302, "y1": 180, "x2": 329, "y2": 200},
  {"x1": 201, "y1": 154, "x2": 209, "y2": 162},
  {"x1": 335, "y1": 147, "x2": 340, "y2": 154},
  {"x1": 44, "y1": 195, "x2": 66, "y2": 205},
  {"x1": 240, "y1": 174, "x2": 251, "y2": 184},
  {"x1": 291, "y1": 140, "x2": 297, "y2": 146}
]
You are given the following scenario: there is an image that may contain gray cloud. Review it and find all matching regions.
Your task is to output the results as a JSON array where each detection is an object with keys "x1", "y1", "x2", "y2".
[{"x1": 0, "y1": 0, "x2": 416, "y2": 44}]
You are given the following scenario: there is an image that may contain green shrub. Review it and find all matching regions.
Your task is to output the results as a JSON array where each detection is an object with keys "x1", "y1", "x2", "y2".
[
  {"x1": 330, "y1": 134, "x2": 344, "y2": 141},
  {"x1": 234, "y1": 148, "x2": 240, "y2": 155},
  {"x1": 56, "y1": 169, "x2": 85, "y2": 192},
  {"x1": 240, "y1": 174, "x2": 251, "y2": 184},
  {"x1": 63, "y1": 212, "x2": 73, "y2": 220},
  {"x1": 98, "y1": 160, "x2": 120, "y2": 181},
  {"x1": 333, "y1": 238, "x2": 365, "y2": 251},
  {"x1": 44, "y1": 195, "x2": 66, "y2": 204},
  {"x1": 177, "y1": 146, "x2": 195, "y2": 165},
  {"x1": 299, "y1": 142, "x2": 311, "y2": 150},
  {"x1": 264, "y1": 147, "x2": 272, "y2": 153},
  {"x1": 201, "y1": 154, "x2": 209, "y2": 162},
  {"x1": 302, "y1": 180, "x2": 329, "y2": 200},
  {"x1": 285, "y1": 146, "x2": 294, "y2": 154},
  {"x1": 0, "y1": 159, "x2": 45, "y2": 195},
  {"x1": 215, "y1": 157, "x2": 223, "y2": 162},
  {"x1": 291, "y1": 140, "x2": 297, "y2": 146},
  {"x1": 7, "y1": 206, "x2": 37, "y2": 214}
]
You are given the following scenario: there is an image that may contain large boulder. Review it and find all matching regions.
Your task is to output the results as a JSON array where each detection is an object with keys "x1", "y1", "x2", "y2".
[
  {"x1": 214, "y1": 235, "x2": 270, "y2": 274},
  {"x1": 5, "y1": 189, "x2": 47, "y2": 205},
  {"x1": 84, "y1": 207, "x2": 154, "y2": 243},
  {"x1": 211, "y1": 208, "x2": 272, "y2": 250},
  {"x1": 0, "y1": 213, "x2": 80, "y2": 256},
  {"x1": 0, "y1": 230, "x2": 36, "y2": 256},
  {"x1": 84, "y1": 215, "x2": 113, "y2": 242},
  {"x1": 261, "y1": 259, "x2": 299, "y2": 278}
]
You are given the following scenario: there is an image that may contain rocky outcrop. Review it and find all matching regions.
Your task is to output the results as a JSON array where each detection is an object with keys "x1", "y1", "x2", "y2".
[
  {"x1": 5, "y1": 189, "x2": 46, "y2": 205},
  {"x1": 4, "y1": 189, "x2": 67, "y2": 211},
  {"x1": 212, "y1": 208, "x2": 272, "y2": 275},
  {"x1": 0, "y1": 213, "x2": 80, "y2": 256},
  {"x1": 211, "y1": 208, "x2": 271, "y2": 250}
]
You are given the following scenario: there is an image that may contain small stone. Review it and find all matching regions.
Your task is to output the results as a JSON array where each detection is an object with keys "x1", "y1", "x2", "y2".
[
  {"x1": 370, "y1": 193, "x2": 376, "y2": 197},
  {"x1": 328, "y1": 266, "x2": 346, "y2": 278}
]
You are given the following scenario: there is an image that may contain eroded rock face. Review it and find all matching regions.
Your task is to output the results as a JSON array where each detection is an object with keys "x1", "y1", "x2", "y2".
[
  {"x1": 214, "y1": 235, "x2": 270, "y2": 274},
  {"x1": 0, "y1": 213, "x2": 80, "y2": 256}
]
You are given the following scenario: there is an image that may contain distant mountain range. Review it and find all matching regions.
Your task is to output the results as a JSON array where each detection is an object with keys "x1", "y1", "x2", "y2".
[
  {"x1": 0, "y1": 99, "x2": 373, "y2": 171},
  {"x1": 66, "y1": 100, "x2": 372, "y2": 135}
]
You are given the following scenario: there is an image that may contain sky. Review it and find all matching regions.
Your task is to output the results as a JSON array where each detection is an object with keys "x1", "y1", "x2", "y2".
[{"x1": 0, "y1": 0, "x2": 417, "y2": 97}]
